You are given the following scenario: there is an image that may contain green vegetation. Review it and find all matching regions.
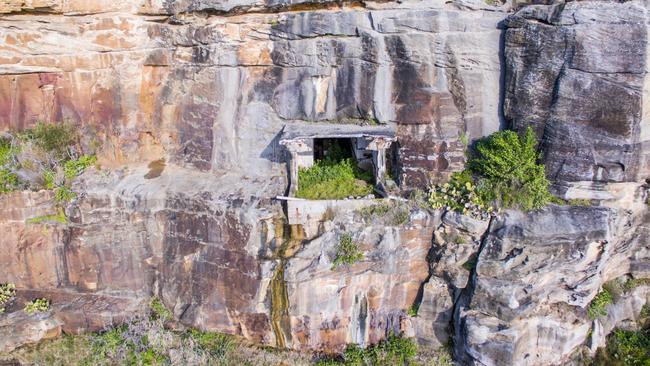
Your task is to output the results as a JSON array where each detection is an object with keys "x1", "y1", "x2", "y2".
[
  {"x1": 429, "y1": 127, "x2": 552, "y2": 214},
  {"x1": 623, "y1": 278, "x2": 650, "y2": 292},
  {"x1": 296, "y1": 143, "x2": 373, "y2": 200},
  {"x1": 26, "y1": 209, "x2": 68, "y2": 225},
  {"x1": 0, "y1": 283, "x2": 16, "y2": 314},
  {"x1": 331, "y1": 234, "x2": 364, "y2": 270},
  {"x1": 428, "y1": 171, "x2": 491, "y2": 217},
  {"x1": 315, "y1": 334, "x2": 418, "y2": 366},
  {"x1": 24, "y1": 298, "x2": 50, "y2": 314},
  {"x1": 0, "y1": 123, "x2": 96, "y2": 203},
  {"x1": 3, "y1": 298, "x2": 307, "y2": 366},
  {"x1": 588, "y1": 288, "x2": 614, "y2": 320},
  {"x1": 0, "y1": 137, "x2": 22, "y2": 193},
  {"x1": 64, "y1": 155, "x2": 97, "y2": 180},
  {"x1": 357, "y1": 202, "x2": 410, "y2": 227},
  {"x1": 468, "y1": 127, "x2": 551, "y2": 211},
  {"x1": 594, "y1": 328, "x2": 650, "y2": 366},
  {"x1": 462, "y1": 254, "x2": 478, "y2": 272},
  {"x1": 407, "y1": 303, "x2": 419, "y2": 317},
  {"x1": 19, "y1": 122, "x2": 76, "y2": 160},
  {"x1": 150, "y1": 297, "x2": 173, "y2": 321}
]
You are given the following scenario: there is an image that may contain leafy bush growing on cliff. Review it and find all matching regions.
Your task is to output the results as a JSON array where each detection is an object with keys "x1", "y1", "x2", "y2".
[
  {"x1": 428, "y1": 127, "x2": 551, "y2": 214},
  {"x1": 468, "y1": 127, "x2": 551, "y2": 211},
  {"x1": 0, "y1": 283, "x2": 16, "y2": 314},
  {"x1": 588, "y1": 288, "x2": 613, "y2": 319},
  {"x1": 331, "y1": 234, "x2": 364, "y2": 270}
]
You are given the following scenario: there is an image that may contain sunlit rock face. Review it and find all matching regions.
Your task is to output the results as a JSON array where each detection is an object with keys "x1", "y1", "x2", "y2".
[
  {"x1": 0, "y1": 0, "x2": 505, "y2": 188},
  {"x1": 0, "y1": 0, "x2": 649, "y2": 364},
  {"x1": 504, "y1": 1, "x2": 650, "y2": 185}
]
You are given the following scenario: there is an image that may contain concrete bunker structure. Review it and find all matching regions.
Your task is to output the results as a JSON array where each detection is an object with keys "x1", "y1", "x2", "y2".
[{"x1": 277, "y1": 123, "x2": 397, "y2": 233}]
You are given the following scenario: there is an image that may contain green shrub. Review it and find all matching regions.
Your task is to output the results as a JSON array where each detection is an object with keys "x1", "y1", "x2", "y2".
[
  {"x1": 468, "y1": 127, "x2": 551, "y2": 211},
  {"x1": 332, "y1": 234, "x2": 364, "y2": 270},
  {"x1": 0, "y1": 283, "x2": 16, "y2": 314},
  {"x1": 24, "y1": 298, "x2": 50, "y2": 314},
  {"x1": 428, "y1": 170, "x2": 491, "y2": 217},
  {"x1": 588, "y1": 289, "x2": 614, "y2": 320},
  {"x1": 595, "y1": 328, "x2": 650, "y2": 366},
  {"x1": 315, "y1": 334, "x2": 418, "y2": 366}
]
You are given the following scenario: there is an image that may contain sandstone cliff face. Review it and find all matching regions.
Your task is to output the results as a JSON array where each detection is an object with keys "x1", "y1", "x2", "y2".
[
  {"x1": 1, "y1": 1, "x2": 650, "y2": 365},
  {"x1": 0, "y1": 0, "x2": 504, "y2": 187},
  {"x1": 504, "y1": 1, "x2": 650, "y2": 187}
]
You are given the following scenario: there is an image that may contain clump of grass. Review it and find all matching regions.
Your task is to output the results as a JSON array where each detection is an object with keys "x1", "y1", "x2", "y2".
[
  {"x1": 588, "y1": 288, "x2": 614, "y2": 320},
  {"x1": 331, "y1": 234, "x2": 364, "y2": 270},
  {"x1": 26, "y1": 209, "x2": 68, "y2": 224},
  {"x1": 0, "y1": 283, "x2": 16, "y2": 313},
  {"x1": 63, "y1": 155, "x2": 97, "y2": 180},
  {"x1": 19, "y1": 122, "x2": 76, "y2": 160},
  {"x1": 24, "y1": 298, "x2": 50, "y2": 314},
  {"x1": 357, "y1": 202, "x2": 410, "y2": 226},
  {"x1": 188, "y1": 329, "x2": 237, "y2": 359},
  {"x1": 462, "y1": 254, "x2": 478, "y2": 272},
  {"x1": 150, "y1": 297, "x2": 173, "y2": 321},
  {"x1": 358, "y1": 203, "x2": 392, "y2": 220},
  {"x1": 315, "y1": 334, "x2": 417, "y2": 366},
  {"x1": 407, "y1": 303, "x2": 419, "y2": 317},
  {"x1": 296, "y1": 142, "x2": 373, "y2": 200},
  {"x1": 623, "y1": 278, "x2": 650, "y2": 292}
]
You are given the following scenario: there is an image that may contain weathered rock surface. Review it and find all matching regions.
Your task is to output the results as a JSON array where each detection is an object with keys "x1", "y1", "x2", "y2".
[
  {"x1": 504, "y1": 1, "x2": 650, "y2": 186},
  {"x1": 455, "y1": 202, "x2": 650, "y2": 366},
  {"x1": 0, "y1": 0, "x2": 504, "y2": 188},
  {"x1": 1, "y1": 0, "x2": 650, "y2": 365}
]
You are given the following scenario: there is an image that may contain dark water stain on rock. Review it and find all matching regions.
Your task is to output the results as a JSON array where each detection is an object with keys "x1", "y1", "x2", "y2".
[{"x1": 144, "y1": 159, "x2": 166, "y2": 179}]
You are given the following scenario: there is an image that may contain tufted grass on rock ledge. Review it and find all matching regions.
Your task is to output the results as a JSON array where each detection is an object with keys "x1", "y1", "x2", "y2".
[
  {"x1": 588, "y1": 288, "x2": 614, "y2": 320},
  {"x1": 331, "y1": 233, "x2": 364, "y2": 270}
]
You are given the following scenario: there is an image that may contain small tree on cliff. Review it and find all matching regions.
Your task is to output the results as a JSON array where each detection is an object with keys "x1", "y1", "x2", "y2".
[{"x1": 468, "y1": 126, "x2": 551, "y2": 211}]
